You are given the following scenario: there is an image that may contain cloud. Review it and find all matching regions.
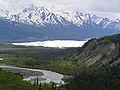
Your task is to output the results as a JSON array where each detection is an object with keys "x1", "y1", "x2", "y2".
[
  {"x1": 0, "y1": 0, "x2": 120, "y2": 19},
  {"x1": 89, "y1": 0, "x2": 120, "y2": 13}
]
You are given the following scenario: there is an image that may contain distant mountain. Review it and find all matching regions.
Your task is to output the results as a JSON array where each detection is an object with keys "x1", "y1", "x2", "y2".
[
  {"x1": 0, "y1": 4, "x2": 120, "y2": 40},
  {"x1": 0, "y1": 10, "x2": 10, "y2": 18}
]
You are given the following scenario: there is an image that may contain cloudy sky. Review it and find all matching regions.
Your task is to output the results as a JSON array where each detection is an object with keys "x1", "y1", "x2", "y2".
[{"x1": 0, "y1": 0, "x2": 120, "y2": 19}]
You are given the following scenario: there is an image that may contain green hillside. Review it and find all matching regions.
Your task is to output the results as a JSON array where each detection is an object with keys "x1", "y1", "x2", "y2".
[
  {"x1": 0, "y1": 34, "x2": 120, "y2": 90},
  {"x1": 0, "y1": 69, "x2": 36, "y2": 90}
]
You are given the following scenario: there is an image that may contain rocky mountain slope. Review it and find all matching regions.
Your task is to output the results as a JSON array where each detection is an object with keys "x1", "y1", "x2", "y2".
[
  {"x1": 73, "y1": 34, "x2": 120, "y2": 67},
  {"x1": 67, "y1": 34, "x2": 120, "y2": 90}
]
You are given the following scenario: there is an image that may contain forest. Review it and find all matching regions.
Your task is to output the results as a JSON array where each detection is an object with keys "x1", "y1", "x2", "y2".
[{"x1": 0, "y1": 34, "x2": 120, "y2": 90}]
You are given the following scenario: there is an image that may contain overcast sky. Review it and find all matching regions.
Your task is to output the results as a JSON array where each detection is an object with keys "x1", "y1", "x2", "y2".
[{"x1": 0, "y1": 0, "x2": 120, "y2": 19}]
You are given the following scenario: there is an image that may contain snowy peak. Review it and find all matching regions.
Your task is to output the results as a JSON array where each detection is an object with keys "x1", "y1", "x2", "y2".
[
  {"x1": 23, "y1": 4, "x2": 38, "y2": 12},
  {"x1": 0, "y1": 9, "x2": 10, "y2": 18},
  {"x1": 0, "y1": 4, "x2": 120, "y2": 30},
  {"x1": 22, "y1": 4, "x2": 50, "y2": 13},
  {"x1": 60, "y1": 10, "x2": 108, "y2": 27},
  {"x1": 10, "y1": 5, "x2": 69, "y2": 25}
]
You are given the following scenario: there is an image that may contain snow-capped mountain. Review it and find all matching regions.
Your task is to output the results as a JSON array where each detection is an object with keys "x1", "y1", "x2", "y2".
[
  {"x1": 0, "y1": 4, "x2": 120, "y2": 41},
  {"x1": 9, "y1": 5, "x2": 70, "y2": 26},
  {"x1": 0, "y1": 10, "x2": 10, "y2": 18},
  {"x1": 0, "y1": 4, "x2": 120, "y2": 29}
]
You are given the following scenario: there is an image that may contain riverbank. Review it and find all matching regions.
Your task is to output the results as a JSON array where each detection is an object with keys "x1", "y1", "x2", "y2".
[{"x1": 0, "y1": 64, "x2": 66, "y2": 84}]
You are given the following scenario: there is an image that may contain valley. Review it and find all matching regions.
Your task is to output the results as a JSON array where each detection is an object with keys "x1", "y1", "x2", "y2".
[
  {"x1": 0, "y1": 65, "x2": 65, "y2": 84},
  {"x1": 0, "y1": 34, "x2": 120, "y2": 90},
  {"x1": 0, "y1": 42, "x2": 79, "y2": 75},
  {"x1": 0, "y1": 1, "x2": 120, "y2": 90},
  {"x1": 0, "y1": 43, "x2": 77, "y2": 90}
]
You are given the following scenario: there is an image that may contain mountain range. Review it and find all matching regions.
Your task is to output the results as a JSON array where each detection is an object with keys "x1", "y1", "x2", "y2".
[{"x1": 0, "y1": 4, "x2": 120, "y2": 40}]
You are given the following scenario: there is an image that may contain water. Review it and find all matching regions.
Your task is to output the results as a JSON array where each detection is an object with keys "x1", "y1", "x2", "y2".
[{"x1": 0, "y1": 65, "x2": 64, "y2": 84}]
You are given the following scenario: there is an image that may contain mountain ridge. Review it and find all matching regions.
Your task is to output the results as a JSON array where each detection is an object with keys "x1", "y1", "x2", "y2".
[
  {"x1": 0, "y1": 4, "x2": 120, "y2": 40},
  {"x1": 73, "y1": 34, "x2": 120, "y2": 67},
  {"x1": 67, "y1": 33, "x2": 120, "y2": 90},
  {"x1": 0, "y1": 4, "x2": 120, "y2": 29}
]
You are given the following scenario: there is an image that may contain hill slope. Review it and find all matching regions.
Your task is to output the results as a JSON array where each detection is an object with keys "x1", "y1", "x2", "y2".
[
  {"x1": 74, "y1": 34, "x2": 120, "y2": 67},
  {"x1": 0, "y1": 70, "x2": 36, "y2": 90},
  {"x1": 67, "y1": 34, "x2": 120, "y2": 90}
]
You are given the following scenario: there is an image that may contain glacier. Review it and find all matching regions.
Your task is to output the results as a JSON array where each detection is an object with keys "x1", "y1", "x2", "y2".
[{"x1": 12, "y1": 40, "x2": 88, "y2": 48}]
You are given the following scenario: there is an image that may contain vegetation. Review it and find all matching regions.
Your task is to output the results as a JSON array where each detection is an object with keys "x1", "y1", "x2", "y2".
[
  {"x1": 1, "y1": 33, "x2": 120, "y2": 90},
  {"x1": 0, "y1": 44, "x2": 77, "y2": 89},
  {"x1": 0, "y1": 45, "x2": 79, "y2": 75},
  {"x1": 0, "y1": 53, "x2": 88, "y2": 75},
  {"x1": 66, "y1": 34, "x2": 120, "y2": 90},
  {"x1": 0, "y1": 69, "x2": 68, "y2": 90},
  {"x1": 0, "y1": 69, "x2": 37, "y2": 90},
  {"x1": 67, "y1": 64, "x2": 120, "y2": 90}
]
